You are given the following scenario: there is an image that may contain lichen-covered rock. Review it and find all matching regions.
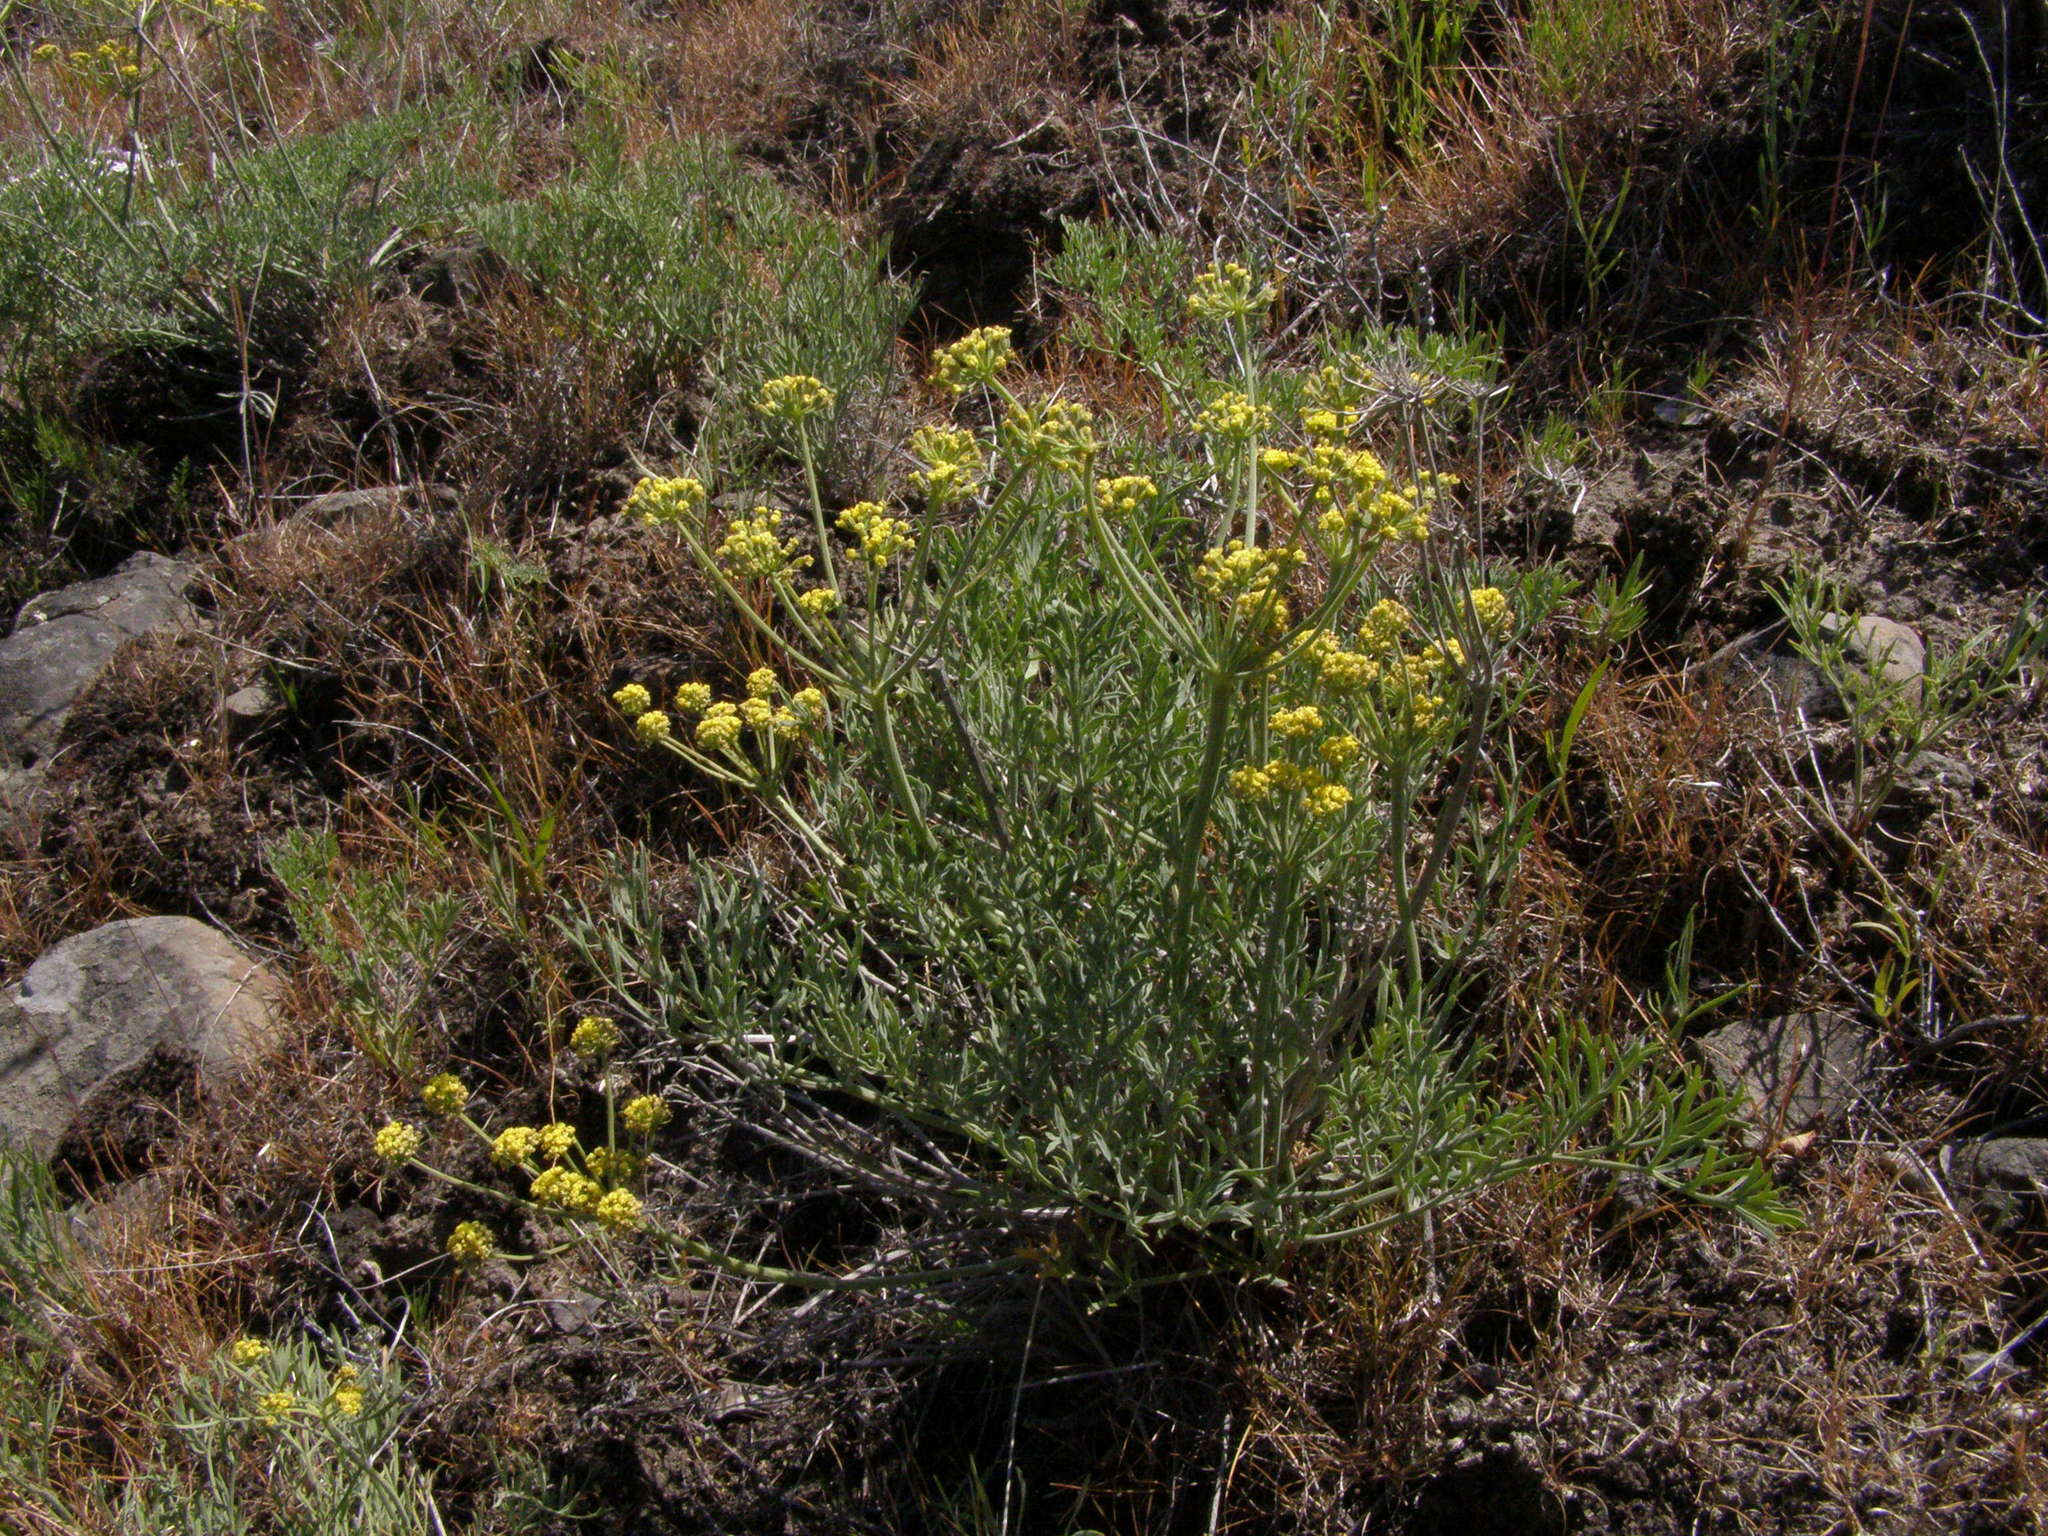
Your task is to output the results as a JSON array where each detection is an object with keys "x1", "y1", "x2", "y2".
[{"x1": 0, "y1": 916, "x2": 282, "y2": 1166}]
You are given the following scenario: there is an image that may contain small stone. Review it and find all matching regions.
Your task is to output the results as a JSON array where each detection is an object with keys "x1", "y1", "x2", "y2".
[
  {"x1": 223, "y1": 680, "x2": 282, "y2": 740},
  {"x1": 1696, "y1": 1011, "x2": 1885, "y2": 1136}
]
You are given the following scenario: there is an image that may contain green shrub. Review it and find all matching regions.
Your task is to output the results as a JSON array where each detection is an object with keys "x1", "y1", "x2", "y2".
[{"x1": 566, "y1": 264, "x2": 1786, "y2": 1289}]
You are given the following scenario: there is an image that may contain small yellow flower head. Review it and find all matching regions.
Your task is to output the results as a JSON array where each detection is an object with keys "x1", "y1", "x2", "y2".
[
  {"x1": 755, "y1": 374, "x2": 836, "y2": 421},
  {"x1": 596, "y1": 1189, "x2": 644, "y2": 1233},
  {"x1": 623, "y1": 476, "x2": 707, "y2": 528},
  {"x1": 229, "y1": 1337, "x2": 271, "y2": 1366},
  {"x1": 1359, "y1": 599, "x2": 1413, "y2": 653},
  {"x1": 1318, "y1": 649, "x2": 1380, "y2": 692},
  {"x1": 1094, "y1": 475, "x2": 1158, "y2": 519},
  {"x1": 612, "y1": 682, "x2": 653, "y2": 718},
  {"x1": 738, "y1": 696, "x2": 775, "y2": 731},
  {"x1": 909, "y1": 425, "x2": 984, "y2": 505},
  {"x1": 929, "y1": 326, "x2": 1016, "y2": 393},
  {"x1": 792, "y1": 686, "x2": 827, "y2": 719},
  {"x1": 33, "y1": 42, "x2": 60, "y2": 61},
  {"x1": 1187, "y1": 262, "x2": 1278, "y2": 323},
  {"x1": 1318, "y1": 733, "x2": 1363, "y2": 769},
  {"x1": 1422, "y1": 638, "x2": 1465, "y2": 674},
  {"x1": 771, "y1": 707, "x2": 803, "y2": 741},
  {"x1": 795, "y1": 586, "x2": 840, "y2": 619},
  {"x1": 374, "y1": 1121, "x2": 422, "y2": 1163},
  {"x1": 1264, "y1": 759, "x2": 1308, "y2": 793},
  {"x1": 1467, "y1": 586, "x2": 1512, "y2": 637},
  {"x1": 745, "y1": 666, "x2": 779, "y2": 699},
  {"x1": 531, "y1": 1166, "x2": 602, "y2": 1213},
  {"x1": 1316, "y1": 507, "x2": 1354, "y2": 542},
  {"x1": 717, "y1": 508, "x2": 812, "y2": 582},
  {"x1": 999, "y1": 400, "x2": 1097, "y2": 472},
  {"x1": 1303, "y1": 781, "x2": 1353, "y2": 817},
  {"x1": 327, "y1": 1381, "x2": 365, "y2": 1417},
  {"x1": 446, "y1": 1221, "x2": 495, "y2": 1266},
  {"x1": 537, "y1": 1122, "x2": 578, "y2": 1162},
  {"x1": 622, "y1": 1094, "x2": 673, "y2": 1137},
  {"x1": 1302, "y1": 409, "x2": 1343, "y2": 440},
  {"x1": 1228, "y1": 763, "x2": 1275, "y2": 803},
  {"x1": 491, "y1": 1125, "x2": 541, "y2": 1167},
  {"x1": 1260, "y1": 448, "x2": 1301, "y2": 474},
  {"x1": 634, "y1": 710, "x2": 672, "y2": 743},
  {"x1": 586, "y1": 1146, "x2": 644, "y2": 1185},
  {"x1": 256, "y1": 1389, "x2": 297, "y2": 1425},
  {"x1": 1270, "y1": 704, "x2": 1325, "y2": 739},
  {"x1": 1193, "y1": 540, "x2": 1304, "y2": 636},
  {"x1": 1192, "y1": 390, "x2": 1273, "y2": 441},
  {"x1": 836, "y1": 502, "x2": 916, "y2": 570},
  {"x1": 420, "y1": 1074, "x2": 468, "y2": 1116},
  {"x1": 570, "y1": 1015, "x2": 622, "y2": 1059},
  {"x1": 673, "y1": 681, "x2": 713, "y2": 715},
  {"x1": 695, "y1": 702, "x2": 744, "y2": 753}
]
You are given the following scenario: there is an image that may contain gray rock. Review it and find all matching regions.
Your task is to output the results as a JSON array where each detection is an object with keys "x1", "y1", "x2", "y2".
[
  {"x1": 1818, "y1": 613, "x2": 1925, "y2": 709},
  {"x1": 294, "y1": 484, "x2": 458, "y2": 525},
  {"x1": 0, "y1": 553, "x2": 199, "y2": 796},
  {"x1": 1703, "y1": 612, "x2": 1926, "y2": 725},
  {"x1": 223, "y1": 679, "x2": 282, "y2": 740},
  {"x1": 1696, "y1": 1011, "x2": 1885, "y2": 1136},
  {"x1": 0, "y1": 916, "x2": 282, "y2": 1162},
  {"x1": 1947, "y1": 1138, "x2": 2048, "y2": 1228}
]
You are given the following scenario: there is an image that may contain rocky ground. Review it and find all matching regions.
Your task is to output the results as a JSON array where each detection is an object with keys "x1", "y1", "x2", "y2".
[{"x1": 2, "y1": 1, "x2": 2047, "y2": 1532}]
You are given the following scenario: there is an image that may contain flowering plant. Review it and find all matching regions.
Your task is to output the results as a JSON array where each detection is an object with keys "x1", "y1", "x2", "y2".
[{"x1": 576, "y1": 274, "x2": 1783, "y2": 1285}]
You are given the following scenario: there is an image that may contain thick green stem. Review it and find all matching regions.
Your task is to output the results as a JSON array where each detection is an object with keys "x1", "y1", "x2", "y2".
[
  {"x1": 873, "y1": 689, "x2": 940, "y2": 858},
  {"x1": 1169, "y1": 670, "x2": 1238, "y2": 962}
]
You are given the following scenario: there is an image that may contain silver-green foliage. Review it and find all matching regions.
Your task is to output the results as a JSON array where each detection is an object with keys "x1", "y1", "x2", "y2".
[{"x1": 573, "y1": 276, "x2": 1787, "y2": 1285}]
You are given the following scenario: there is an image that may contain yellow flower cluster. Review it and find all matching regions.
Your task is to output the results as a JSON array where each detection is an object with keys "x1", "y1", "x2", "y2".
[
  {"x1": 1187, "y1": 262, "x2": 1278, "y2": 323},
  {"x1": 755, "y1": 374, "x2": 836, "y2": 421},
  {"x1": 570, "y1": 1015, "x2": 621, "y2": 1058},
  {"x1": 909, "y1": 426, "x2": 983, "y2": 506},
  {"x1": 327, "y1": 1364, "x2": 364, "y2": 1417},
  {"x1": 1193, "y1": 540, "x2": 1304, "y2": 633},
  {"x1": 446, "y1": 1221, "x2": 495, "y2": 1266},
  {"x1": 229, "y1": 1337, "x2": 271, "y2": 1366},
  {"x1": 585, "y1": 1146, "x2": 644, "y2": 1184},
  {"x1": 623, "y1": 476, "x2": 706, "y2": 528},
  {"x1": 669, "y1": 672, "x2": 821, "y2": 752},
  {"x1": 1227, "y1": 757, "x2": 1352, "y2": 817},
  {"x1": 1269, "y1": 704, "x2": 1324, "y2": 739},
  {"x1": 491, "y1": 1125, "x2": 541, "y2": 1166},
  {"x1": 1094, "y1": 475, "x2": 1158, "y2": 518},
  {"x1": 1359, "y1": 598, "x2": 1413, "y2": 652},
  {"x1": 374, "y1": 1121, "x2": 421, "y2": 1163},
  {"x1": 612, "y1": 682, "x2": 652, "y2": 718},
  {"x1": 421, "y1": 1074, "x2": 468, "y2": 1116},
  {"x1": 795, "y1": 586, "x2": 840, "y2": 619},
  {"x1": 717, "y1": 507, "x2": 811, "y2": 581},
  {"x1": 531, "y1": 1165, "x2": 603, "y2": 1213},
  {"x1": 929, "y1": 326, "x2": 1016, "y2": 392},
  {"x1": 596, "y1": 1189, "x2": 644, "y2": 1232},
  {"x1": 1193, "y1": 390, "x2": 1272, "y2": 440},
  {"x1": 538, "y1": 1122, "x2": 578, "y2": 1161},
  {"x1": 256, "y1": 1389, "x2": 297, "y2": 1425},
  {"x1": 1000, "y1": 399, "x2": 1097, "y2": 471},
  {"x1": 36, "y1": 38, "x2": 142, "y2": 85},
  {"x1": 622, "y1": 1094, "x2": 673, "y2": 1136},
  {"x1": 837, "y1": 501, "x2": 916, "y2": 569},
  {"x1": 697, "y1": 701, "x2": 744, "y2": 751},
  {"x1": 1467, "y1": 585, "x2": 1513, "y2": 636},
  {"x1": 634, "y1": 710, "x2": 672, "y2": 743}
]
